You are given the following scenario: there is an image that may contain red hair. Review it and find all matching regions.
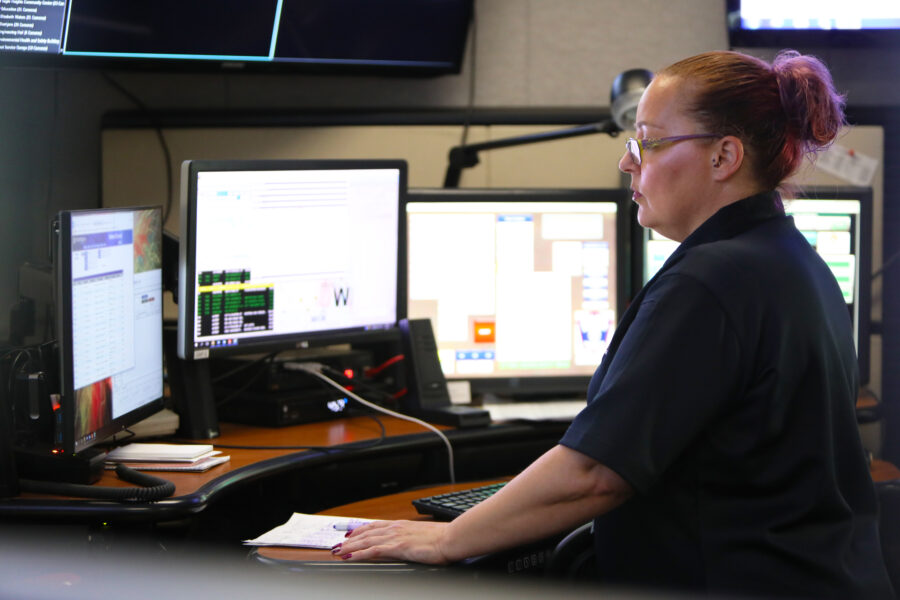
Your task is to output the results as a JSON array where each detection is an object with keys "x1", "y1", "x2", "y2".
[{"x1": 658, "y1": 50, "x2": 846, "y2": 190}]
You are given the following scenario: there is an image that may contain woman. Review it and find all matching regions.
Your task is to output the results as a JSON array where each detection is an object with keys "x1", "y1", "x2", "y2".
[{"x1": 335, "y1": 50, "x2": 894, "y2": 598}]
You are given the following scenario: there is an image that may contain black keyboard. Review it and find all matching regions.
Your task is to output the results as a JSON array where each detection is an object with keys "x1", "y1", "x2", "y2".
[{"x1": 412, "y1": 482, "x2": 507, "y2": 520}]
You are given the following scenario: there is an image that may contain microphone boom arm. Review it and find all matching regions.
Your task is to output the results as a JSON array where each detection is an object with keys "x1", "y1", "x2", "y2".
[{"x1": 443, "y1": 119, "x2": 622, "y2": 188}]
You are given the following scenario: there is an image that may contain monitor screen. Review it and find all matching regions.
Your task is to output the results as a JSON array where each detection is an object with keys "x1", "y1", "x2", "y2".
[
  {"x1": 0, "y1": 0, "x2": 473, "y2": 74},
  {"x1": 55, "y1": 206, "x2": 165, "y2": 454},
  {"x1": 727, "y1": 0, "x2": 900, "y2": 47},
  {"x1": 632, "y1": 187, "x2": 873, "y2": 383},
  {"x1": 177, "y1": 159, "x2": 405, "y2": 361},
  {"x1": 405, "y1": 188, "x2": 631, "y2": 399}
]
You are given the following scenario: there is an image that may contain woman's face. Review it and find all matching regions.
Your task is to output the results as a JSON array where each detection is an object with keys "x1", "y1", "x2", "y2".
[{"x1": 619, "y1": 76, "x2": 718, "y2": 242}]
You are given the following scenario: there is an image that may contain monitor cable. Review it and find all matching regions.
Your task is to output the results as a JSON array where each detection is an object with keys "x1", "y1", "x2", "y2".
[
  {"x1": 287, "y1": 362, "x2": 456, "y2": 484},
  {"x1": 18, "y1": 463, "x2": 176, "y2": 501}
]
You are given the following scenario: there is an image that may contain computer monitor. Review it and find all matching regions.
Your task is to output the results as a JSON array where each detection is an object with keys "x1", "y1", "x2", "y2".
[
  {"x1": 405, "y1": 188, "x2": 631, "y2": 399},
  {"x1": 726, "y1": 0, "x2": 900, "y2": 48},
  {"x1": 54, "y1": 206, "x2": 165, "y2": 454},
  {"x1": 0, "y1": 0, "x2": 473, "y2": 75},
  {"x1": 631, "y1": 186, "x2": 873, "y2": 383},
  {"x1": 177, "y1": 159, "x2": 406, "y2": 361}
]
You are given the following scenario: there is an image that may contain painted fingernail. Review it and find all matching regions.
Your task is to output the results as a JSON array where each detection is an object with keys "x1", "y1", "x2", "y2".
[
  {"x1": 340, "y1": 553, "x2": 352, "y2": 560},
  {"x1": 344, "y1": 531, "x2": 352, "y2": 538},
  {"x1": 331, "y1": 543, "x2": 342, "y2": 554}
]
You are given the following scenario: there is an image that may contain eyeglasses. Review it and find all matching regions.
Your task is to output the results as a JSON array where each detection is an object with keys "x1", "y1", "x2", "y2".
[{"x1": 625, "y1": 134, "x2": 721, "y2": 166}]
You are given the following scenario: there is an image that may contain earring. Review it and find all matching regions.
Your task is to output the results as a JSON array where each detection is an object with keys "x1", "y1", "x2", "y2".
[{"x1": 712, "y1": 158, "x2": 721, "y2": 168}]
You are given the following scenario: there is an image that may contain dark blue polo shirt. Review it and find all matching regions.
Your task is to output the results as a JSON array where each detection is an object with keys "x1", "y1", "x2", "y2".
[{"x1": 560, "y1": 191, "x2": 893, "y2": 598}]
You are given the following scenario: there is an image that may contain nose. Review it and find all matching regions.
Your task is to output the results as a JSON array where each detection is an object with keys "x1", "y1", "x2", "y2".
[{"x1": 618, "y1": 148, "x2": 637, "y2": 174}]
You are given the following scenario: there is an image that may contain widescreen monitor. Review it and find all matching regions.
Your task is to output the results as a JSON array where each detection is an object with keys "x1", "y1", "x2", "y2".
[
  {"x1": 405, "y1": 188, "x2": 631, "y2": 399},
  {"x1": 54, "y1": 206, "x2": 165, "y2": 454},
  {"x1": 0, "y1": 0, "x2": 473, "y2": 74},
  {"x1": 177, "y1": 159, "x2": 406, "y2": 361},
  {"x1": 631, "y1": 186, "x2": 873, "y2": 383},
  {"x1": 727, "y1": 0, "x2": 900, "y2": 48}
]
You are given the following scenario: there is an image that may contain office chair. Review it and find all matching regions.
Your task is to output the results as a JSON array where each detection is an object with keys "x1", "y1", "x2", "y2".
[
  {"x1": 542, "y1": 481, "x2": 900, "y2": 592},
  {"x1": 543, "y1": 522, "x2": 596, "y2": 581}
]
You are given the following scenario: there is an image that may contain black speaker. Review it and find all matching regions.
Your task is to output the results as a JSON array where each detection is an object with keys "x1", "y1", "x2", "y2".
[
  {"x1": 163, "y1": 326, "x2": 219, "y2": 440},
  {"x1": 398, "y1": 318, "x2": 489, "y2": 428}
]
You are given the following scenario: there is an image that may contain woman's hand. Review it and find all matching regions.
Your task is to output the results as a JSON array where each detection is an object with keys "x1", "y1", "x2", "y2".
[
  {"x1": 332, "y1": 520, "x2": 452, "y2": 564},
  {"x1": 329, "y1": 446, "x2": 632, "y2": 566}
]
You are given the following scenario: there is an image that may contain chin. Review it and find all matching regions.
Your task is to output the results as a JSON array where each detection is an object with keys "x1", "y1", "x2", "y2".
[{"x1": 635, "y1": 208, "x2": 653, "y2": 230}]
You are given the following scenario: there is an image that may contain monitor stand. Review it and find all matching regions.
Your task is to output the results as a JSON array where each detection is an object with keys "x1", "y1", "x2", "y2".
[{"x1": 163, "y1": 326, "x2": 219, "y2": 440}]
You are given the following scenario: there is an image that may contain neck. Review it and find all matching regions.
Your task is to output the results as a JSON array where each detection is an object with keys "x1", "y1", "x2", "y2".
[{"x1": 669, "y1": 179, "x2": 768, "y2": 242}]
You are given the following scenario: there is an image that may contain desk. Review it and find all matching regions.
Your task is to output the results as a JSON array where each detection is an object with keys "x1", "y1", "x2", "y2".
[
  {"x1": 0, "y1": 414, "x2": 568, "y2": 540},
  {"x1": 255, "y1": 478, "x2": 507, "y2": 565},
  {"x1": 2, "y1": 413, "x2": 897, "y2": 547},
  {"x1": 251, "y1": 478, "x2": 563, "y2": 577},
  {"x1": 253, "y1": 458, "x2": 900, "y2": 568}
]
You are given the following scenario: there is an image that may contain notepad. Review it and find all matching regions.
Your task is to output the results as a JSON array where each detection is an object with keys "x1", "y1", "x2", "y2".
[
  {"x1": 105, "y1": 443, "x2": 217, "y2": 463},
  {"x1": 243, "y1": 513, "x2": 375, "y2": 549},
  {"x1": 104, "y1": 454, "x2": 230, "y2": 473}
]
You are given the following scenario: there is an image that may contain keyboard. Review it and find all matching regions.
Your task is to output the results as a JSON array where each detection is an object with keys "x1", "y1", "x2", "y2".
[{"x1": 412, "y1": 481, "x2": 507, "y2": 520}]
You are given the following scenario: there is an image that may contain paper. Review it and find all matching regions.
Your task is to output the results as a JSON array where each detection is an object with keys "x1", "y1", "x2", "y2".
[
  {"x1": 244, "y1": 513, "x2": 375, "y2": 549},
  {"x1": 446, "y1": 380, "x2": 472, "y2": 405},
  {"x1": 106, "y1": 443, "x2": 217, "y2": 463},
  {"x1": 105, "y1": 454, "x2": 230, "y2": 472},
  {"x1": 815, "y1": 144, "x2": 878, "y2": 187},
  {"x1": 484, "y1": 400, "x2": 585, "y2": 422}
]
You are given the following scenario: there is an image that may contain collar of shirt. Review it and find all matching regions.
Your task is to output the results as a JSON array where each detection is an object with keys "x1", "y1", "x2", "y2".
[
  {"x1": 617, "y1": 190, "x2": 784, "y2": 339},
  {"x1": 671, "y1": 190, "x2": 785, "y2": 259}
]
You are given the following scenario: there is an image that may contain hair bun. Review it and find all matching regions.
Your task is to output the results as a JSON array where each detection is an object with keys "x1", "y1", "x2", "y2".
[{"x1": 772, "y1": 50, "x2": 846, "y2": 151}]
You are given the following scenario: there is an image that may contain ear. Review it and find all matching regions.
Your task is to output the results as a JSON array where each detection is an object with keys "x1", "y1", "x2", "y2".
[{"x1": 710, "y1": 136, "x2": 744, "y2": 181}]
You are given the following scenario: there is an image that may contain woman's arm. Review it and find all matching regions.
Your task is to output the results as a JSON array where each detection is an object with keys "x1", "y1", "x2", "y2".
[{"x1": 335, "y1": 444, "x2": 633, "y2": 564}]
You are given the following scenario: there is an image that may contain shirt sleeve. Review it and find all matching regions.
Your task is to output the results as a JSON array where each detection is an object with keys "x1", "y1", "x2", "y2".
[{"x1": 560, "y1": 271, "x2": 744, "y2": 493}]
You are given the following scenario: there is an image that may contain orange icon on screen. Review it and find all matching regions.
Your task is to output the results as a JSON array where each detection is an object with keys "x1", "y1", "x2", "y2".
[{"x1": 473, "y1": 320, "x2": 496, "y2": 343}]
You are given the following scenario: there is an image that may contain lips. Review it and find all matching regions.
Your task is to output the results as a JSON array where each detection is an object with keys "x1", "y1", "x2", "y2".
[{"x1": 632, "y1": 188, "x2": 643, "y2": 201}]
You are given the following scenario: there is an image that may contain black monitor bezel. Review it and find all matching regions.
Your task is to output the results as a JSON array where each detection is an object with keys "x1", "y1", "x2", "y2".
[
  {"x1": 177, "y1": 158, "x2": 408, "y2": 361},
  {"x1": 404, "y1": 186, "x2": 633, "y2": 400},
  {"x1": 54, "y1": 205, "x2": 166, "y2": 455}
]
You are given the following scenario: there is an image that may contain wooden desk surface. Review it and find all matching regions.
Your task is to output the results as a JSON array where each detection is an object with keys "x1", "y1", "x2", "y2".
[
  {"x1": 17, "y1": 415, "x2": 446, "y2": 499},
  {"x1": 255, "y1": 479, "x2": 506, "y2": 563},
  {"x1": 3, "y1": 416, "x2": 564, "y2": 524},
  {"x1": 5, "y1": 410, "x2": 897, "y2": 527},
  {"x1": 871, "y1": 458, "x2": 900, "y2": 482},
  {"x1": 254, "y1": 459, "x2": 900, "y2": 565}
]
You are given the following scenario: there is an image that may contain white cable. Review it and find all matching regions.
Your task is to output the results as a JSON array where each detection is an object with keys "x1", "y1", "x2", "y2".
[{"x1": 285, "y1": 362, "x2": 456, "y2": 484}]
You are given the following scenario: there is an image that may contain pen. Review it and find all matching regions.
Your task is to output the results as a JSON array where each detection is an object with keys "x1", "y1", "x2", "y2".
[{"x1": 332, "y1": 519, "x2": 367, "y2": 531}]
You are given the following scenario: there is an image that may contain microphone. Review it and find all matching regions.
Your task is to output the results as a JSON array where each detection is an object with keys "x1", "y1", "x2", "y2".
[{"x1": 610, "y1": 68, "x2": 654, "y2": 130}]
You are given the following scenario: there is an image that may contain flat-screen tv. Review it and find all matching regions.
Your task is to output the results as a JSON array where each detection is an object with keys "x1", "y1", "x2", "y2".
[
  {"x1": 0, "y1": 0, "x2": 473, "y2": 74},
  {"x1": 177, "y1": 159, "x2": 406, "y2": 361},
  {"x1": 727, "y1": 0, "x2": 900, "y2": 48},
  {"x1": 405, "y1": 187, "x2": 632, "y2": 400},
  {"x1": 54, "y1": 205, "x2": 165, "y2": 454},
  {"x1": 631, "y1": 186, "x2": 873, "y2": 384}
]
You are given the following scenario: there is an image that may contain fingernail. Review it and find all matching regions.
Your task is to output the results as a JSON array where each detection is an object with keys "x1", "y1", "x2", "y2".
[
  {"x1": 340, "y1": 553, "x2": 352, "y2": 560},
  {"x1": 331, "y1": 543, "x2": 342, "y2": 554},
  {"x1": 344, "y1": 531, "x2": 352, "y2": 538}
]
